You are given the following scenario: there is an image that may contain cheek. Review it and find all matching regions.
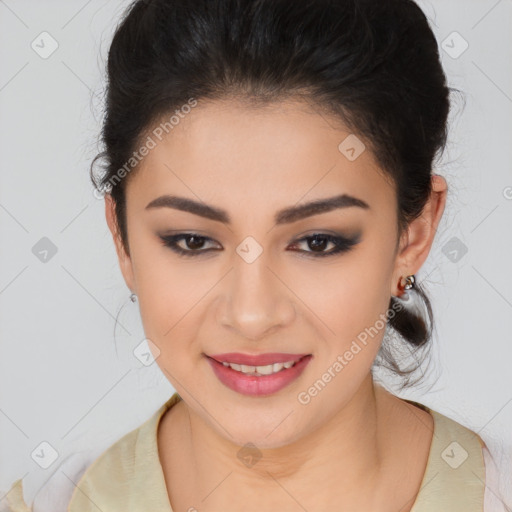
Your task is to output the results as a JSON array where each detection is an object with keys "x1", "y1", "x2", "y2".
[
  {"x1": 137, "y1": 272, "x2": 205, "y2": 343},
  {"x1": 137, "y1": 276, "x2": 207, "y2": 382},
  {"x1": 290, "y1": 246, "x2": 395, "y2": 388},
  {"x1": 296, "y1": 251, "x2": 393, "y2": 340},
  {"x1": 129, "y1": 238, "x2": 208, "y2": 357},
  {"x1": 290, "y1": 258, "x2": 393, "y2": 416}
]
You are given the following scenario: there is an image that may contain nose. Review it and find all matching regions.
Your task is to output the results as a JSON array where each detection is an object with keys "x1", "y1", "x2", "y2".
[{"x1": 216, "y1": 253, "x2": 296, "y2": 341}]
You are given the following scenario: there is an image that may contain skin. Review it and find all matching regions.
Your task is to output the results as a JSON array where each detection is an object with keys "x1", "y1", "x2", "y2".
[{"x1": 105, "y1": 98, "x2": 447, "y2": 511}]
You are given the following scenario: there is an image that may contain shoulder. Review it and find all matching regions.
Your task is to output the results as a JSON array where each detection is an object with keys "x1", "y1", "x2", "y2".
[
  {"x1": 407, "y1": 401, "x2": 487, "y2": 511},
  {"x1": 1, "y1": 393, "x2": 181, "y2": 512},
  {"x1": 67, "y1": 393, "x2": 180, "y2": 511},
  {"x1": 416, "y1": 406, "x2": 510, "y2": 512},
  {"x1": 1, "y1": 450, "x2": 96, "y2": 512}
]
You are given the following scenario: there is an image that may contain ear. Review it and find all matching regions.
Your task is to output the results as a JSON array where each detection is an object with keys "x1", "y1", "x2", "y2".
[
  {"x1": 391, "y1": 174, "x2": 447, "y2": 295},
  {"x1": 105, "y1": 194, "x2": 136, "y2": 293}
]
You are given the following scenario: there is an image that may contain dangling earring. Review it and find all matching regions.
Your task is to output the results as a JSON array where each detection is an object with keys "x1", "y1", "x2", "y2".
[
  {"x1": 397, "y1": 274, "x2": 415, "y2": 302},
  {"x1": 130, "y1": 292, "x2": 137, "y2": 303}
]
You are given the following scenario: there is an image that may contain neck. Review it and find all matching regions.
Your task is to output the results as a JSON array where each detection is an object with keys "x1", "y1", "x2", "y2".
[{"x1": 179, "y1": 376, "x2": 390, "y2": 508}]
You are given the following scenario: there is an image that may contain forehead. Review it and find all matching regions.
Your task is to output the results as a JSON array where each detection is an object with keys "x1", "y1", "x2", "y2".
[{"x1": 125, "y1": 99, "x2": 395, "y2": 219}]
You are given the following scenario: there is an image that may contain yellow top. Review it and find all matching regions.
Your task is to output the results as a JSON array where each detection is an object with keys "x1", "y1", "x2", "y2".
[{"x1": 4, "y1": 393, "x2": 488, "y2": 511}]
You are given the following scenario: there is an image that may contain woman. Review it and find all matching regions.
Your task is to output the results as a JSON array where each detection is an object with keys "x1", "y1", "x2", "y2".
[{"x1": 4, "y1": 0, "x2": 505, "y2": 510}]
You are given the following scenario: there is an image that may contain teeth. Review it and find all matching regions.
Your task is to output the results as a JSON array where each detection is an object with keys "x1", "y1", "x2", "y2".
[{"x1": 221, "y1": 360, "x2": 297, "y2": 376}]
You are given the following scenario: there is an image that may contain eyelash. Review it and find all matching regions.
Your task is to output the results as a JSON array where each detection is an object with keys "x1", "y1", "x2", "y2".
[{"x1": 158, "y1": 232, "x2": 360, "y2": 259}]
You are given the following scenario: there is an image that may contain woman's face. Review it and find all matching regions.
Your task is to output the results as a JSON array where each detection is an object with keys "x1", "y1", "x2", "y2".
[{"x1": 107, "y1": 99, "x2": 421, "y2": 448}]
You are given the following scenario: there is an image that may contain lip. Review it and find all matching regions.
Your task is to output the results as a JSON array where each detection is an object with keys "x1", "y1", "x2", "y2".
[
  {"x1": 208, "y1": 352, "x2": 309, "y2": 366},
  {"x1": 205, "y1": 353, "x2": 313, "y2": 397}
]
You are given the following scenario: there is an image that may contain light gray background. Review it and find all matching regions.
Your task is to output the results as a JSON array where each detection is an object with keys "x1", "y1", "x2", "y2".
[{"x1": 1, "y1": 0, "x2": 511, "y2": 507}]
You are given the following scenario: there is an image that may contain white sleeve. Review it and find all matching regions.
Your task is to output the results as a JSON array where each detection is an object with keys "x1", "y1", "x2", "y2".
[
  {"x1": 482, "y1": 444, "x2": 511, "y2": 512},
  {"x1": 0, "y1": 449, "x2": 98, "y2": 512},
  {"x1": 32, "y1": 450, "x2": 95, "y2": 512}
]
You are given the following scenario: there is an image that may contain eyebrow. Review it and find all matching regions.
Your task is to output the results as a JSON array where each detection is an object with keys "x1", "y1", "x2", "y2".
[{"x1": 145, "y1": 193, "x2": 370, "y2": 225}]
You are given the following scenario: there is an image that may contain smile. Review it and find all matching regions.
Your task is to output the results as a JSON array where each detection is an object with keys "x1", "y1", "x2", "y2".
[
  {"x1": 205, "y1": 354, "x2": 313, "y2": 396},
  {"x1": 220, "y1": 360, "x2": 296, "y2": 376}
]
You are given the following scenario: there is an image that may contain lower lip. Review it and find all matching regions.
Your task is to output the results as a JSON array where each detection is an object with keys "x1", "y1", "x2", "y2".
[{"x1": 206, "y1": 355, "x2": 312, "y2": 397}]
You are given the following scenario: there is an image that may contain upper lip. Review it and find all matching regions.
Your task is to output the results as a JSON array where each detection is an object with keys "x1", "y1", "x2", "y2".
[{"x1": 208, "y1": 352, "x2": 310, "y2": 366}]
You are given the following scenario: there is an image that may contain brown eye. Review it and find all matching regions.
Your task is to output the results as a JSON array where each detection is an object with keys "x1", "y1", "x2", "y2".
[
  {"x1": 180, "y1": 234, "x2": 207, "y2": 250},
  {"x1": 159, "y1": 233, "x2": 221, "y2": 256},
  {"x1": 306, "y1": 235, "x2": 332, "y2": 252},
  {"x1": 288, "y1": 233, "x2": 361, "y2": 258}
]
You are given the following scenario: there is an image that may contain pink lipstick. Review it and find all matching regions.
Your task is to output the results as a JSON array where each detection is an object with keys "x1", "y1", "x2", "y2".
[{"x1": 205, "y1": 352, "x2": 312, "y2": 396}]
